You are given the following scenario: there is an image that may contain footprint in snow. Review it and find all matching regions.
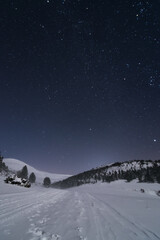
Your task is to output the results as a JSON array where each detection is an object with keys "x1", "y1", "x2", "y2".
[
  {"x1": 35, "y1": 215, "x2": 50, "y2": 225},
  {"x1": 76, "y1": 227, "x2": 87, "y2": 240},
  {"x1": 77, "y1": 227, "x2": 83, "y2": 233},
  {"x1": 31, "y1": 213, "x2": 40, "y2": 218},
  {"x1": 28, "y1": 224, "x2": 61, "y2": 240},
  {"x1": 51, "y1": 234, "x2": 61, "y2": 240},
  {"x1": 3, "y1": 228, "x2": 11, "y2": 235}
]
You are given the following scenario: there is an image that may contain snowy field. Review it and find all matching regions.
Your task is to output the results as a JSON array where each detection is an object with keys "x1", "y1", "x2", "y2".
[{"x1": 0, "y1": 176, "x2": 160, "y2": 240}]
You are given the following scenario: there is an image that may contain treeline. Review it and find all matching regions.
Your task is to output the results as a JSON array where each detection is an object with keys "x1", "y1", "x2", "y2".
[
  {"x1": 52, "y1": 160, "x2": 160, "y2": 189},
  {"x1": 0, "y1": 153, "x2": 8, "y2": 172}
]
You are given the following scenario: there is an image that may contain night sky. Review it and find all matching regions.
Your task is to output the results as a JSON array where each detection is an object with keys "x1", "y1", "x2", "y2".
[{"x1": 0, "y1": 0, "x2": 160, "y2": 174}]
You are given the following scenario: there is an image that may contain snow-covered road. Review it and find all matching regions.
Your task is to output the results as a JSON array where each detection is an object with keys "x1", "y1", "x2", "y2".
[{"x1": 0, "y1": 180, "x2": 160, "y2": 240}]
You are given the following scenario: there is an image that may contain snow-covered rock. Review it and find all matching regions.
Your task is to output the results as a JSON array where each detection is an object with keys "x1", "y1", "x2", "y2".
[{"x1": 4, "y1": 175, "x2": 31, "y2": 188}]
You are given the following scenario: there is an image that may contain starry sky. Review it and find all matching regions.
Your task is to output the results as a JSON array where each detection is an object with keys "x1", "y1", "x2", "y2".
[{"x1": 0, "y1": 0, "x2": 160, "y2": 174}]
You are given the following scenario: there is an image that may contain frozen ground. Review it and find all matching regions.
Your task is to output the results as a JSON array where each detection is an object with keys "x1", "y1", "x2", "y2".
[{"x1": 0, "y1": 176, "x2": 160, "y2": 240}]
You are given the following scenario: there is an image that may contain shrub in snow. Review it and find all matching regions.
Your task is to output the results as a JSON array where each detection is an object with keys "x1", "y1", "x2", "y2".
[{"x1": 43, "y1": 177, "x2": 51, "y2": 187}]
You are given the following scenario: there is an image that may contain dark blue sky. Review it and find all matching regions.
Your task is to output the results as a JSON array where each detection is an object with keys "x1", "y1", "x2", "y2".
[{"x1": 0, "y1": 0, "x2": 160, "y2": 174}]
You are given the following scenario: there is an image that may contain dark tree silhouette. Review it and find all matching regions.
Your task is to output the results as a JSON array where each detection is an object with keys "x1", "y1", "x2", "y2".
[
  {"x1": 18, "y1": 165, "x2": 28, "y2": 179},
  {"x1": 0, "y1": 152, "x2": 8, "y2": 172},
  {"x1": 0, "y1": 152, "x2": 3, "y2": 170},
  {"x1": 43, "y1": 177, "x2": 51, "y2": 187},
  {"x1": 29, "y1": 172, "x2": 36, "y2": 183}
]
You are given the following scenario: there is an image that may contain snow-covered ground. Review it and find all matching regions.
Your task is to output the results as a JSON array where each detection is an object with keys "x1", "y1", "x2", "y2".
[
  {"x1": 3, "y1": 158, "x2": 70, "y2": 184},
  {"x1": 0, "y1": 175, "x2": 160, "y2": 240}
]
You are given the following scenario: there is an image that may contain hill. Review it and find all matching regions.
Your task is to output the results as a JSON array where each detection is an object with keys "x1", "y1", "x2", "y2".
[
  {"x1": 3, "y1": 158, "x2": 70, "y2": 184},
  {"x1": 52, "y1": 159, "x2": 160, "y2": 188}
]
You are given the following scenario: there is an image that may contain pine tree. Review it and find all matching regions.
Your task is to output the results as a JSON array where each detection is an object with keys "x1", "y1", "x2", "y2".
[
  {"x1": 144, "y1": 167, "x2": 154, "y2": 182},
  {"x1": 0, "y1": 152, "x2": 3, "y2": 170},
  {"x1": 156, "y1": 166, "x2": 160, "y2": 183},
  {"x1": 43, "y1": 177, "x2": 51, "y2": 187},
  {"x1": 29, "y1": 172, "x2": 36, "y2": 183},
  {"x1": 18, "y1": 165, "x2": 28, "y2": 179}
]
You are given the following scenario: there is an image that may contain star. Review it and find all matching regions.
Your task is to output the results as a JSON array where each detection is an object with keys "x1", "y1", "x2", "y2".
[{"x1": 0, "y1": 0, "x2": 160, "y2": 174}]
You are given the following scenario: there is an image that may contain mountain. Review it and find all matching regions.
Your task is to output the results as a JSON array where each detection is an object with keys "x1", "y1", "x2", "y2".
[
  {"x1": 3, "y1": 158, "x2": 71, "y2": 184},
  {"x1": 52, "y1": 159, "x2": 160, "y2": 188}
]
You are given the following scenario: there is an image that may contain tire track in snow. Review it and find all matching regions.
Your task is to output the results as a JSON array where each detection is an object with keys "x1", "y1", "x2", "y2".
[
  {"x1": 0, "y1": 189, "x2": 67, "y2": 232},
  {"x1": 77, "y1": 192, "x2": 116, "y2": 240},
  {"x1": 0, "y1": 201, "x2": 44, "y2": 226},
  {"x1": 87, "y1": 193, "x2": 160, "y2": 240},
  {"x1": 73, "y1": 191, "x2": 88, "y2": 240},
  {"x1": 0, "y1": 191, "x2": 52, "y2": 212},
  {"x1": 26, "y1": 191, "x2": 69, "y2": 240},
  {"x1": 26, "y1": 190, "x2": 88, "y2": 240}
]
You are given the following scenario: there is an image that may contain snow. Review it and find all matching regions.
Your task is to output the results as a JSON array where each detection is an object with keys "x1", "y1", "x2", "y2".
[
  {"x1": 103, "y1": 160, "x2": 160, "y2": 175},
  {"x1": 0, "y1": 174, "x2": 160, "y2": 240},
  {"x1": 3, "y1": 158, "x2": 71, "y2": 184},
  {"x1": 14, "y1": 176, "x2": 22, "y2": 183}
]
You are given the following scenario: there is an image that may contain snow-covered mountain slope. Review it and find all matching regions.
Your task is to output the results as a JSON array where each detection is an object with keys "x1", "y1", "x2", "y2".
[
  {"x1": 3, "y1": 158, "x2": 70, "y2": 184},
  {"x1": 0, "y1": 177, "x2": 160, "y2": 240},
  {"x1": 53, "y1": 159, "x2": 160, "y2": 188},
  {"x1": 103, "y1": 159, "x2": 160, "y2": 173}
]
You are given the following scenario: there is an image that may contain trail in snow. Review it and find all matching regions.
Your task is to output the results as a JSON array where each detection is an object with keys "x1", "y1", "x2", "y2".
[
  {"x1": 0, "y1": 181, "x2": 160, "y2": 240},
  {"x1": 85, "y1": 193, "x2": 160, "y2": 240}
]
